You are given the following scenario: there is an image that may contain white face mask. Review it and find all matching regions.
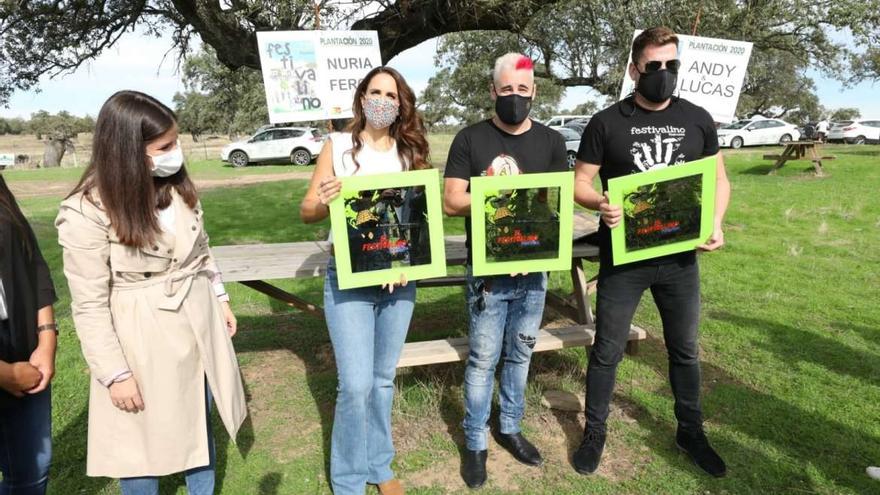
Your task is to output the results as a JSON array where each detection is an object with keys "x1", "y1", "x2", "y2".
[{"x1": 148, "y1": 140, "x2": 184, "y2": 177}]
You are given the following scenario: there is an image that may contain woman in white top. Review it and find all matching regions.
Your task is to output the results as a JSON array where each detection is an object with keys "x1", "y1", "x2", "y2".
[{"x1": 301, "y1": 67, "x2": 430, "y2": 495}]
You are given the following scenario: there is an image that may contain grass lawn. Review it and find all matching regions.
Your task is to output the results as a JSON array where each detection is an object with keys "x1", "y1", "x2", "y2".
[{"x1": 9, "y1": 143, "x2": 880, "y2": 494}]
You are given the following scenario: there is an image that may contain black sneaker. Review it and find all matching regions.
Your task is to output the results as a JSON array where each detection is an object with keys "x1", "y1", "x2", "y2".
[
  {"x1": 572, "y1": 429, "x2": 606, "y2": 475},
  {"x1": 676, "y1": 427, "x2": 727, "y2": 477},
  {"x1": 461, "y1": 449, "x2": 488, "y2": 489}
]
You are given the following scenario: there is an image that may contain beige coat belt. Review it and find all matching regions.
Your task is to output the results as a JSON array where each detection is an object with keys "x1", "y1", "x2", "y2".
[{"x1": 112, "y1": 267, "x2": 207, "y2": 311}]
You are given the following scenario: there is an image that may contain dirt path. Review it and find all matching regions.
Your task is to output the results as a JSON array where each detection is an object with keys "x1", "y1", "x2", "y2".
[{"x1": 9, "y1": 171, "x2": 314, "y2": 199}]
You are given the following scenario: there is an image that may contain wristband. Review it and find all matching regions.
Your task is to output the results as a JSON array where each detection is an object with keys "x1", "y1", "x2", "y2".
[{"x1": 37, "y1": 323, "x2": 58, "y2": 335}]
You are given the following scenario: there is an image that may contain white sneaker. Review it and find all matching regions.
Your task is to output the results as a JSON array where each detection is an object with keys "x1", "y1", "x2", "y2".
[{"x1": 867, "y1": 466, "x2": 880, "y2": 481}]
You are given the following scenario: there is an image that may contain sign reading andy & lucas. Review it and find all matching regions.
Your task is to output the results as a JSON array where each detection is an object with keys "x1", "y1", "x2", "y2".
[
  {"x1": 619, "y1": 30, "x2": 753, "y2": 123},
  {"x1": 256, "y1": 30, "x2": 382, "y2": 123}
]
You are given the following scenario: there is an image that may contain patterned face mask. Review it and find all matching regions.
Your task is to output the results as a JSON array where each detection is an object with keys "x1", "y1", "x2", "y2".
[{"x1": 363, "y1": 97, "x2": 399, "y2": 129}]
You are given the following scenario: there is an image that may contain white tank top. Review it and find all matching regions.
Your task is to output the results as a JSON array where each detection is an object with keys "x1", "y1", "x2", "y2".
[
  {"x1": 327, "y1": 132, "x2": 408, "y2": 243},
  {"x1": 328, "y1": 132, "x2": 408, "y2": 177}
]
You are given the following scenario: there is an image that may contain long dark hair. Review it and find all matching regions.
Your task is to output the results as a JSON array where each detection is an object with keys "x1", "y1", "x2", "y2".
[
  {"x1": 0, "y1": 174, "x2": 32, "y2": 258},
  {"x1": 68, "y1": 90, "x2": 198, "y2": 248},
  {"x1": 346, "y1": 66, "x2": 430, "y2": 171}
]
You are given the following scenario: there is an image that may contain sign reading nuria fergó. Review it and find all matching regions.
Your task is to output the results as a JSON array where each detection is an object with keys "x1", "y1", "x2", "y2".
[
  {"x1": 619, "y1": 31, "x2": 753, "y2": 123},
  {"x1": 256, "y1": 30, "x2": 382, "y2": 123},
  {"x1": 0, "y1": 153, "x2": 13, "y2": 167}
]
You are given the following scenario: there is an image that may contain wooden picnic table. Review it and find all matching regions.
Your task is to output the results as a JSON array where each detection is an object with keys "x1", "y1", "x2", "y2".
[
  {"x1": 764, "y1": 140, "x2": 835, "y2": 176},
  {"x1": 213, "y1": 213, "x2": 646, "y2": 368}
]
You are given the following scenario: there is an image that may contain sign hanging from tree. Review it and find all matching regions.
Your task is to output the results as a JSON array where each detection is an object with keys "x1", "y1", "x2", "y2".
[
  {"x1": 256, "y1": 30, "x2": 382, "y2": 123},
  {"x1": 619, "y1": 30, "x2": 753, "y2": 123}
]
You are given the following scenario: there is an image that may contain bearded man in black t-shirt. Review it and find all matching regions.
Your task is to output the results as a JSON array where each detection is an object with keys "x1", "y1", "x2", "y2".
[
  {"x1": 444, "y1": 52, "x2": 567, "y2": 489},
  {"x1": 571, "y1": 27, "x2": 731, "y2": 478}
]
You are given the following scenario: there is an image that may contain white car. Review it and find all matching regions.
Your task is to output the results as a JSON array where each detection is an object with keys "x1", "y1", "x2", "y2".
[
  {"x1": 545, "y1": 115, "x2": 591, "y2": 127},
  {"x1": 717, "y1": 119, "x2": 800, "y2": 149},
  {"x1": 556, "y1": 127, "x2": 581, "y2": 169},
  {"x1": 826, "y1": 119, "x2": 880, "y2": 144},
  {"x1": 221, "y1": 127, "x2": 324, "y2": 167}
]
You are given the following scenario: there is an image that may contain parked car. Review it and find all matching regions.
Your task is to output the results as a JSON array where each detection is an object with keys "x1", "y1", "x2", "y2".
[
  {"x1": 544, "y1": 115, "x2": 591, "y2": 127},
  {"x1": 716, "y1": 118, "x2": 800, "y2": 149},
  {"x1": 563, "y1": 118, "x2": 589, "y2": 136},
  {"x1": 221, "y1": 127, "x2": 324, "y2": 167},
  {"x1": 555, "y1": 127, "x2": 581, "y2": 169},
  {"x1": 826, "y1": 119, "x2": 880, "y2": 144}
]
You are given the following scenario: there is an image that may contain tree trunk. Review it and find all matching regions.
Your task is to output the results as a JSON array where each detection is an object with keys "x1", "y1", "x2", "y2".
[{"x1": 42, "y1": 139, "x2": 66, "y2": 168}]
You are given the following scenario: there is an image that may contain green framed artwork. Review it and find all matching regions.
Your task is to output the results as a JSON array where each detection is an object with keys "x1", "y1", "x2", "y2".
[
  {"x1": 470, "y1": 171, "x2": 575, "y2": 276},
  {"x1": 607, "y1": 156, "x2": 717, "y2": 266},
  {"x1": 329, "y1": 168, "x2": 447, "y2": 289}
]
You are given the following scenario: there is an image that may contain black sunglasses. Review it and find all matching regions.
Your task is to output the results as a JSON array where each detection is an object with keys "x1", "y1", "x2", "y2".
[{"x1": 643, "y1": 59, "x2": 681, "y2": 73}]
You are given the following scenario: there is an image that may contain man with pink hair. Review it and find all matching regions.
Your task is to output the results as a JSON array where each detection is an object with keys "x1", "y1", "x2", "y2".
[{"x1": 444, "y1": 52, "x2": 567, "y2": 489}]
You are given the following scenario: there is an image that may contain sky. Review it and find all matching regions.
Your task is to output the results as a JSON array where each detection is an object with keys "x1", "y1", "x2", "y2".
[{"x1": 2, "y1": 28, "x2": 877, "y2": 121}]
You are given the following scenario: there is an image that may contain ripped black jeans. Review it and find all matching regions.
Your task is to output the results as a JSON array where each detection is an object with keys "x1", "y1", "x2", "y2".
[{"x1": 462, "y1": 268, "x2": 547, "y2": 451}]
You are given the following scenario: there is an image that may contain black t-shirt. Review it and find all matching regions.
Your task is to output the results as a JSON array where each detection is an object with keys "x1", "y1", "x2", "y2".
[
  {"x1": 444, "y1": 118, "x2": 568, "y2": 260},
  {"x1": 577, "y1": 96, "x2": 719, "y2": 266}
]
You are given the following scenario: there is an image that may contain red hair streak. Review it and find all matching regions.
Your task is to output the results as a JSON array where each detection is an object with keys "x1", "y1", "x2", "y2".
[{"x1": 515, "y1": 56, "x2": 534, "y2": 70}]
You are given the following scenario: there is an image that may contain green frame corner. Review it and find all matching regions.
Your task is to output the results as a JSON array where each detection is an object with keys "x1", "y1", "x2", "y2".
[
  {"x1": 329, "y1": 168, "x2": 447, "y2": 289},
  {"x1": 607, "y1": 156, "x2": 717, "y2": 266},
  {"x1": 470, "y1": 171, "x2": 575, "y2": 277}
]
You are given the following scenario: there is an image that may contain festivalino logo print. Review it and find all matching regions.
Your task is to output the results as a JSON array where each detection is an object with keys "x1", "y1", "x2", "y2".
[
  {"x1": 630, "y1": 126, "x2": 687, "y2": 135},
  {"x1": 629, "y1": 125, "x2": 688, "y2": 172},
  {"x1": 360, "y1": 235, "x2": 409, "y2": 254},
  {"x1": 636, "y1": 219, "x2": 682, "y2": 236},
  {"x1": 495, "y1": 229, "x2": 541, "y2": 247}
]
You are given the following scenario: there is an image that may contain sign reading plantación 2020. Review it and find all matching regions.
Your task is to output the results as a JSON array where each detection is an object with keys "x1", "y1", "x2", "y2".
[
  {"x1": 256, "y1": 30, "x2": 382, "y2": 123},
  {"x1": 619, "y1": 31, "x2": 753, "y2": 123}
]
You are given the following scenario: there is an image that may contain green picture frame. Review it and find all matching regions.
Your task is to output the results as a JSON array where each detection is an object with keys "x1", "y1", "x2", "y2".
[
  {"x1": 607, "y1": 156, "x2": 717, "y2": 266},
  {"x1": 470, "y1": 171, "x2": 575, "y2": 276},
  {"x1": 329, "y1": 168, "x2": 447, "y2": 289}
]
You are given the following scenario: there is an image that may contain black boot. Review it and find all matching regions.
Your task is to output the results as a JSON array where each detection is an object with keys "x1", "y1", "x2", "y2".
[
  {"x1": 461, "y1": 449, "x2": 488, "y2": 489},
  {"x1": 676, "y1": 426, "x2": 727, "y2": 477},
  {"x1": 496, "y1": 432, "x2": 543, "y2": 466},
  {"x1": 572, "y1": 428, "x2": 606, "y2": 475}
]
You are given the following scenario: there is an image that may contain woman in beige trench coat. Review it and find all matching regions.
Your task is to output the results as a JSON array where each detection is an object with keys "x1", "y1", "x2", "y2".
[{"x1": 55, "y1": 90, "x2": 246, "y2": 494}]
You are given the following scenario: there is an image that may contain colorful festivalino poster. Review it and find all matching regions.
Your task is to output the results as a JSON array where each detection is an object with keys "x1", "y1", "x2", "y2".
[
  {"x1": 256, "y1": 30, "x2": 382, "y2": 123},
  {"x1": 607, "y1": 156, "x2": 717, "y2": 265},
  {"x1": 470, "y1": 172, "x2": 575, "y2": 276},
  {"x1": 329, "y1": 169, "x2": 447, "y2": 289}
]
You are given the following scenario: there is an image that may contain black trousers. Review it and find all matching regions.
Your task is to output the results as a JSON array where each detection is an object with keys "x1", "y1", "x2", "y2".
[{"x1": 586, "y1": 257, "x2": 703, "y2": 432}]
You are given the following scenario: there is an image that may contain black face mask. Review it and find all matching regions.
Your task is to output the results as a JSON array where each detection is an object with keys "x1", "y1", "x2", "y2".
[
  {"x1": 494, "y1": 92, "x2": 532, "y2": 125},
  {"x1": 636, "y1": 69, "x2": 677, "y2": 103}
]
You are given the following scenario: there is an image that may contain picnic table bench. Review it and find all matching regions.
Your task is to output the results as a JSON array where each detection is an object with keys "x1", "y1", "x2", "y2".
[
  {"x1": 213, "y1": 213, "x2": 646, "y2": 368},
  {"x1": 764, "y1": 140, "x2": 835, "y2": 176}
]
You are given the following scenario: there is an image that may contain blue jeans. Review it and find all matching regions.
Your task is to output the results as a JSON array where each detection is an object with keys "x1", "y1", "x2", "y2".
[
  {"x1": 324, "y1": 258, "x2": 415, "y2": 495},
  {"x1": 0, "y1": 386, "x2": 52, "y2": 495},
  {"x1": 119, "y1": 383, "x2": 215, "y2": 495},
  {"x1": 462, "y1": 270, "x2": 547, "y2": 451}
]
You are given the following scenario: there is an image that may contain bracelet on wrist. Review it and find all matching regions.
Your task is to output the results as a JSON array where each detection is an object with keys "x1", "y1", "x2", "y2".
[{"x1": 37, "y1": 323, "x2": 58, "y2": 335}]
